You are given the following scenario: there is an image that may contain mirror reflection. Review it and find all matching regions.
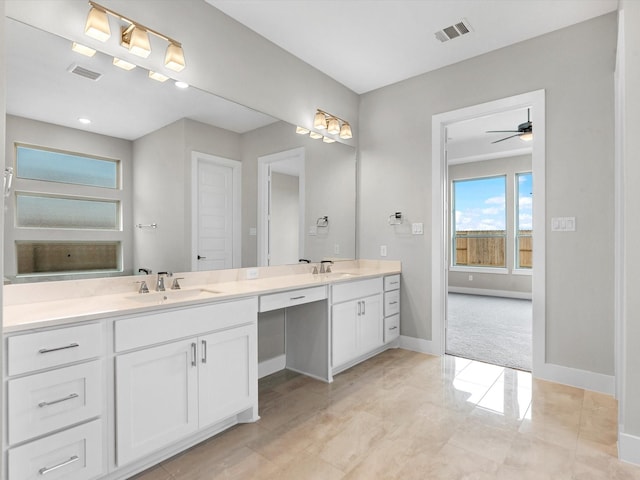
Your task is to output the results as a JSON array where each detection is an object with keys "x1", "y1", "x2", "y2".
[{"x1": 4, "y1": 19, "x2": 356, "y2": 283}]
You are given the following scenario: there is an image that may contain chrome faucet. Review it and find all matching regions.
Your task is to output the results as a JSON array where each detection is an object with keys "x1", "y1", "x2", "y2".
[
  {"x1": 320, "y1": 260, "x2": 333, "y2": 274},
  {"x1": 156, "y1": 272, "x2": 168, "y2": 292},
  {"x1": 136, "y1": 280, "x2": 149, "y2": 294},
  {"x1": 171, "y1": 277, "x2": 184, "y2": 290}
]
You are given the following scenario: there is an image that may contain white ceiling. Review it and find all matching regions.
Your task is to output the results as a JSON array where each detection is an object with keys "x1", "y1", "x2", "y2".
[{"x1": 207, "y1": 0, "x2": 618, "y2": 94}]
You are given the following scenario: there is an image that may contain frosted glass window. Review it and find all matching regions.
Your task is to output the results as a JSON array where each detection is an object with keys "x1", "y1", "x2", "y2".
[
  {"x1": 17, "y1": 242, "x2": 119, "y2": 274},
  {"x1": 16, "y1": 194, "x2": 119, "y2": 229},
  {"x1": 16, "y1": 145, "x2": 118, "y2": 189}
]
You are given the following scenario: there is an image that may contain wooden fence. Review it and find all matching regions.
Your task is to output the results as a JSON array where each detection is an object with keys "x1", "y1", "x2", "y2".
[{"x1": 455, "y1": 230, "x2": 532, "y2": 268}]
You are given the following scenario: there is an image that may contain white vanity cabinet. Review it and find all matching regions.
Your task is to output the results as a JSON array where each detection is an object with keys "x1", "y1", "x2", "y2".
[
  {"x1": 114, "y1": 298, "x2": 258, "y2": 467},
  {"x1": 384, "y1": 274, "x2": 401, "y2": 343},
  {"x1": 5, "y1": 322, "x2": 104, "y2": 480},
  {"x1": 331, "y1": 278, "x2": 384, "y2": 368}
]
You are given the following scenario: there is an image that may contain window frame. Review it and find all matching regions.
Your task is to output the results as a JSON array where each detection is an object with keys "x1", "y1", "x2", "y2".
[
  {"x1": 8, "y1": 143, "x2": 125, "y2": 279},
  {"x1": 514, "y1": 171, "x2": 533, "y2": 273},
  {"x1": 451, "y1": 174, "x2": 508, "y2": 270}
]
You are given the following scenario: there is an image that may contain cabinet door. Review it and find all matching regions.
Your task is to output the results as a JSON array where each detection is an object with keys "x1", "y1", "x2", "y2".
[
  {"x1": 358, "y1": 294, "x2": 384, "y2": 355},
  {"x1": 332, "y1": 300, "x2": 359, "y2": 367},
  {"x1": 116, "y1": 339, "x2": 198, "y2": 466},
  {"x1": 198, "y1": 325, "x2": 257, "y2": 428}
]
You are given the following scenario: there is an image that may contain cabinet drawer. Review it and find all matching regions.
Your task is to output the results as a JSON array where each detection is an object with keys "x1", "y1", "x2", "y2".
[
  {"x1": 8, "y1": 323, "x2": 102, "y2": 376},
  {"x1": 259, "y1": 286, "x2": 327, "y2": 312},
  {"x1": 8, "y1": 419, "x2": 103, "y2": 480},
  {"x1": 384, "y1": 314, "x2": 400, "y2": 343},
  {"x1": 115, "y1": 297, "x2": 258, "y2": 352},
  {"x1": 384, "y1": 290, "x2": 400, "y2": 317},
  {"x1": 332, "y1": 277, "x2": 383, "y2": 304},
  {"x1": 384, "y1": 275, "x2": 400, "y2": 291},
  {"x1": 8, "y1": 361, "x2": 103, "y2": 445}
]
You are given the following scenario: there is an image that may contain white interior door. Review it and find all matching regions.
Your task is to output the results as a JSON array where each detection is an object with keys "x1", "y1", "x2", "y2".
[{"x1": 192, "y1": 152, "x2": 241, "y2": 271}]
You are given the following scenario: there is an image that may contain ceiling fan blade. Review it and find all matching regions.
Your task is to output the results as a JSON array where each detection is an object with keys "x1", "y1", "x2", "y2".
[
  {"x1": 491, "y1": 134, "x2": 521, "y2": 144},
  {"x1": 486, "y1": 130, "x2": 520, "y2": 133}
]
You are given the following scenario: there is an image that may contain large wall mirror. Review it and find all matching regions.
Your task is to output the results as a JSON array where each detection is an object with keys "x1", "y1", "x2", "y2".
[{"x1": 3, "y1": 17, "x2": 357, "y2": 283}]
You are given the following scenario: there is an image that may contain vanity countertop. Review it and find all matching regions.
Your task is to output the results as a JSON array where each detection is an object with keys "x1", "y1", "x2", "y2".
[{"x1": 3, "y1": 260, "x2": 401, "y2": 333}]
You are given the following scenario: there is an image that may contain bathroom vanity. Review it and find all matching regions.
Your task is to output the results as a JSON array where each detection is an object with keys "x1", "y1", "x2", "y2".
[{"x1": 2, "y1": 260, "x2": 400, "y2": 480}]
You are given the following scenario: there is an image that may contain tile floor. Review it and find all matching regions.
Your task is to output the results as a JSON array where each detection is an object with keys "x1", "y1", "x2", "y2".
[{"x1": 133, "y1": 349, "x2": 640, "y2": 479}]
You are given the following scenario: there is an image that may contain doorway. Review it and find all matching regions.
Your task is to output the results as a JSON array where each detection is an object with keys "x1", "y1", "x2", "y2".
[
  {"x1": 431, "y1": 90, "x2": 546, "y2": 375},
  {"x1": 191, "y1": 151, "x2": 242, "y2": 271},
  {"x1": 257, "y1": 147, "x2": 305, "y2": 266}
]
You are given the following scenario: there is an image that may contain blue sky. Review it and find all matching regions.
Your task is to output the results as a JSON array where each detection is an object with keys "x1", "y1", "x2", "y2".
[{"x1": 454, "y1": 173, "x2": 532, "y2": 231}]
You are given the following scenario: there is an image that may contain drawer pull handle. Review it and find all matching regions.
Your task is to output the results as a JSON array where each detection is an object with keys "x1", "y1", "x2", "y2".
[
  {"x1": 38, "y1": 393, "x2": 79, "y2": 408},
  {"x1": 389, "y1": 326, "x2": 398, "y2": 330},
  {"x1": 38, "y1": 343, "x2": 79, "y2": 354},
  {"x1": 191, "y1": 342, "x2": 197, "y2": 367},
  {"x1": 39, "y1": 455, "x2": 79, "y2": 475},
  {"x1": 389, "y1": 301, "x2": 399, "y2": 305},
  {"x1": 290, "y1": 295, "x2": 306, "y2": 300},
  {"x1": 389, "y1": 281, "x2": 399, "y2": 285},
  {"x1": 202, "y1": 340, "x2": 207, "y2": 364}
]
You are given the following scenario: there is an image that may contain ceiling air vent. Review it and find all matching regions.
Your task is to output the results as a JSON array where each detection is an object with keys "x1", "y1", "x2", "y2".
[
  {"x1": 435, "y1": 18, "x2": 473, "y2": 43},
  {"x1": 67, "y1": 63, "x2": 103, "y2": 81}
]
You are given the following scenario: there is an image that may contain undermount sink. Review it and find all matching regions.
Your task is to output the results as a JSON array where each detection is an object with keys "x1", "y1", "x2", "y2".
[
  {"x1": 126, "y1": 288, "x2": 224, "y2": 305},
  {"x1": 322, "y1": 272, "x2": 359, "y2": 279}
]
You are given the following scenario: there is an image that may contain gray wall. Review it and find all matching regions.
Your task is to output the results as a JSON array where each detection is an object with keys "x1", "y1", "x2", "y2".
[
  {"x1": 359, "y1": 13, "x2": 616, "y2": 375},
  {"x1": 4, "y1": 115, "x2": 134, "y2": 278},
  {"x1": 448, "y1": 155, "x2": 532, "y2": 294},
  {"x1": 133, "y1": 118, "x2": 241, "y2": 273}
]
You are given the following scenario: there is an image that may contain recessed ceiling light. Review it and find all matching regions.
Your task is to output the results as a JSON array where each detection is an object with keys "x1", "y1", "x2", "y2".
[
  {"x1": 71, "y1": 42, "x2": 97, "y2": 57},
  {"x1": 174, "y1": 81, "x2": 189, "y2": 89},
  {"x1": 78, "y1": 117, "x2": 91, "y2": 124},
  {"x1": 113, "y1": 57, "x2": 136, "y2": 71},
  {"x1": 148, "y1": 71, "x2": 169, "y2": 82}
]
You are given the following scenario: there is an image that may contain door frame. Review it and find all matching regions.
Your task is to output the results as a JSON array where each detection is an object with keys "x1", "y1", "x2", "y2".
[
  {"x1": 431, "y1": 90, "x2": 546, "y2": 376},
  {"x1": 190, "y1": 151, "x2": 242, "y2": 271},
  {"x1": 257, "y1": 147, "x2": 305, "y2": 267}
]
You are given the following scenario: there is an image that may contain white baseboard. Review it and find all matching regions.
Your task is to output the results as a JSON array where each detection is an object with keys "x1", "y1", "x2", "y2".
[
  {"x1": 448, "y1": 286, "x2": 532, "y2": 300},
  {"x1": 258, "y1": 354, "x2": 286, "y2": 379},
  {"x1": 534, "y1": 361, "x2": 615, "y2": 395},
  {"x1": 399, "y1": 335, "x2": 440, "y2": 355},
  {"x1": 619, "y1": 431, "x2": 640, "y2": 466}
]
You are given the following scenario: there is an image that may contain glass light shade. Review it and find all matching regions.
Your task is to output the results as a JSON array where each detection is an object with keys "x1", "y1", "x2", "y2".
[
  {"x1": 113, "y1": 57, "x2": 136, "y2": 71},
  {"x1": 520, "y1": 132, "x2": 533, "y2": 141},
  {"x1": 165, "y1": 43, "x2": 186, "y2": 72},
  {"x1": 339, "y1": 123, "x2": 353, "y2": 139},
  {"x1": 296, "y1": 126, "x2": 310, "y2": 135},
  {"x1": 323, "y1": 136, "x2": 336, "y2": 143},
  {"x1": 327, "y1": 117, "x2": 340, "y2": 135},
  {"x1": 72, "y1": 42, "x2": 97, "y2": 57},
  {"x1": 128, "y1": 27, "x2": 151, "y2": 58},
  {"x1": 148, "y1": 71, "x2": 169, "y2": 82},
  {"x1": 85, "y1": 7, "x2": 111, "y2": 42},
  {"x1": 309, "y1": 132, "x2": 323, "y2": 139},
  {"x1": 314, "y1": 111, "x2": 327, "y2": 130}
]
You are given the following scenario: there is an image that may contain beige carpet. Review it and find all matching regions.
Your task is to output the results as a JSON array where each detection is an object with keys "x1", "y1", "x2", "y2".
[{"x1": 446, "y1": 293, "x2": 532, "y2": 371}]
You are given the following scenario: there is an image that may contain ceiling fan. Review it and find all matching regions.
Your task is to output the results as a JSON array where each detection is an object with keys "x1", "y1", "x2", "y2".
[{"x1": 486, "y1": 108, "x2": 533, "y2": 144}]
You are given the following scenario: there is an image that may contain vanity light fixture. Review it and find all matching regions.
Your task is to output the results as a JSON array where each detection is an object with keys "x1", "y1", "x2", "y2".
[
  {"x1": 113, "y1": 57, "x2": 136, "y2": 71},
  {"x1": 148, "y1": 71, "x2": 169, "y2": 82},
  {"x1": 311, "y1": 109, "x2": 354, "y2": 140},
  {"x1": 323, "y1": 136, "x2": 336, "y2": 143},
  {"x1": 71, "y1": 42, "x2": 97, "y2": 57},
  {"x1": 296, "y1": 126, "x2": 310, "y2": 135},
  {"x1": 84, "y1": 1, "x2": 186, "y2": 70},
  {"x1": 309, "y1": 132, "x2": 323, "y2": 140},
  {"x1": 84, "y1": 4, "x2": 111, "y2": 42}
]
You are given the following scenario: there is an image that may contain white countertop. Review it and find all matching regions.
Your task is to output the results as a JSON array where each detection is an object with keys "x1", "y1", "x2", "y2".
[{"x1": 3, "y1": 261, "x2": 401, "y2": 333}]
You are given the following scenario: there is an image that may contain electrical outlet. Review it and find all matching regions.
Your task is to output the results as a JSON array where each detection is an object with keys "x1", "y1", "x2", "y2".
[
  {"x1": 468, "y1": 275, "x2": 473, "y2": 281},
  {"x1": 380, "y1": 245, "x2": 387, "y2": 257},
  {"x1": 308, "y1": 226, "x2": 317, "y2": 236},
  {"x1": 246, "y1": 268, "x2": 259, "y2": 280},
  {"x1": 334, "y1": 243, "x2": 340, "y2": 254}
]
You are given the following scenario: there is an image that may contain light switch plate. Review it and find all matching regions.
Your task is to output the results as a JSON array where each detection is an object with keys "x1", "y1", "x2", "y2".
[
  {"x1": 380, "y1": 245, "x2": 387, "y2": 257},
  {"x1": 308, "y1": 226, "x2": 317, "y2": 236},
  {"x1": 551, "y1": 217, "x2": 576, "y2": 232},
  {"x1": 412, "y1": 223, "x2": 424, "y2": 235},
  {"x1": 249, "y1": 227, "x2": 257, "y2": 236}
]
